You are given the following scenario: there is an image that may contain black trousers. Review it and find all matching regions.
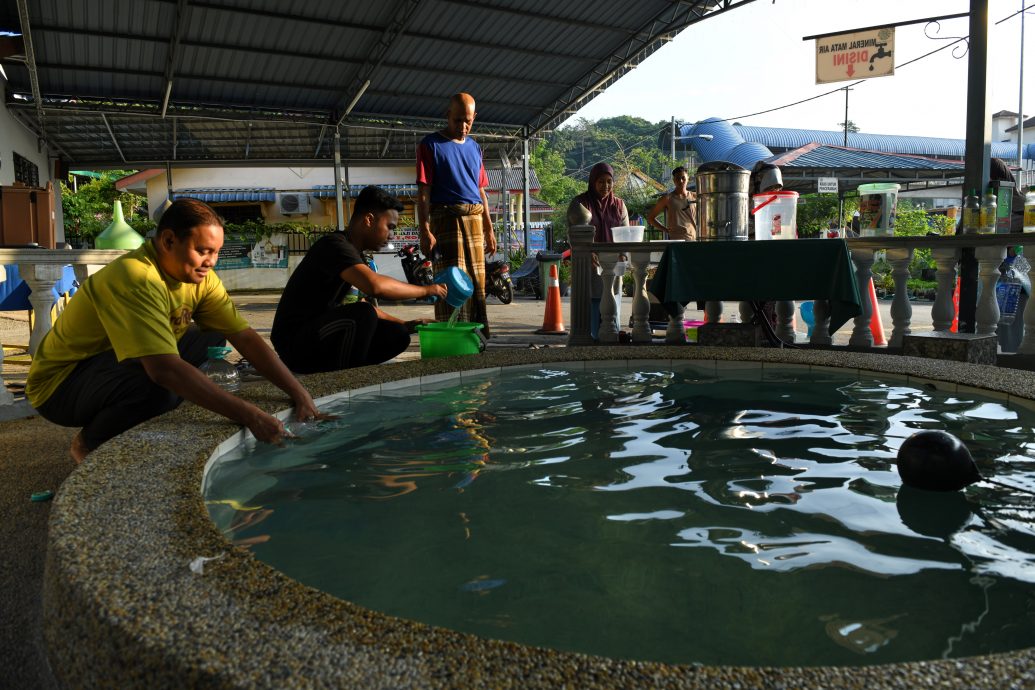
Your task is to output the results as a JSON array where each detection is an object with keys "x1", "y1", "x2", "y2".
[
  {"x1": 277, "y1": 301, "x2": 410, "y2": 374},
  {"x1": 36, "y1": 327, "x2": 226, "y2": 449}
]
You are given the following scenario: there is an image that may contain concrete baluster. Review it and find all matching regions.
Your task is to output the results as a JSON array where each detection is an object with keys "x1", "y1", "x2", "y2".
[
  {"x1": 566, "y1": 225, "x2": 595, "y2": 346},
  {"x1": 886, "y1": 247, "x2": 914, "y2": 347},
  {"x1": 849, "y1": 249, "x2": 876, "y2": 347},
  {"x1": 597, "y1": 252, "x2": 619, "y2": 343},
  {"x1": 811, "y1": 299, "x2": 832, "y2": 345},
  {"x1": 704, "y1": 301, "x2": 722, "y2": 324},
  {"x1": 1019, "y1": 244, "x2": 1035, "y2": 354},
  {"x1": 665, "y1": 302, "x2": 687, "y2": 344},
  {"x1": 930, "y1": 247, "x2": 960, "y2": 332},
  {"x1": 738, "y1": 301, "x2": 753, "y2": 324},
  {"x1": 18, "y1": 262, "x2": 67, "y2": 356},
  {"x1": 975, "y1": 245, "x2": 1006, "y2": 336},
  {"x1": 630, "y1": 251, "x2": 652, "y2": 342}
]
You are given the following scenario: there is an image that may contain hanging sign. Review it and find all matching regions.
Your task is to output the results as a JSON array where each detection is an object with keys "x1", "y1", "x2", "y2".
[
  {"x1": 816, "y1": 27, "x2": 895, "y2": 84},
  {"x1": 817, "y1": 177, "x2": 839, "y2": 194}
]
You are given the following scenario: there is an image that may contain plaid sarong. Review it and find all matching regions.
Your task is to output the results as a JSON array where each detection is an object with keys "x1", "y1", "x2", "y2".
[{"x1": 430, "y1": 203, "x2": 490, "y2": 337}]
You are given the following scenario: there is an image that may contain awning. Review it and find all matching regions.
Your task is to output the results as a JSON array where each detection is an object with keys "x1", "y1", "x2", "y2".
[
  {"x1": 171, "y1": 188, "x2": 276, "y2": 203},
  {"x1": 311, "y1": 184, "x2": 418, "y2": 199}
]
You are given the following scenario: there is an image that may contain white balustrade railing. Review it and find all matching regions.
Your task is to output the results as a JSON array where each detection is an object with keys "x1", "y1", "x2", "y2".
[
  {"x1": 0, "y1": 248, "x2": 124, "y2": 406},
  {"x1": 566, "y1": 227, "x2": 1034, "y2": 354}
]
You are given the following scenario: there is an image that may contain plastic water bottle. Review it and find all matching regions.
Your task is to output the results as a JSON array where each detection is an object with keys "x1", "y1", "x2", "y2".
[
  {"x1": 199, "y1": 346, "x2": 240, "y2": 393},
  {"x1": 1024, "y1": 186, "x2": 1035, "y2": 233},
  {"x1": 962, "y1": 190, "x2": 981, "y2": 234},
  {"x1": 980, "y1": 187, "x2": 997, "y2": 234},
  {"x1": 989, "y1": 256, "x2": 1022, "y2": 326}
]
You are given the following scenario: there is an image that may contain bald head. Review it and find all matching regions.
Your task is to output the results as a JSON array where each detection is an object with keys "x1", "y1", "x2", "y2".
[{"x1": 443, "y1": 92, "x2": 477, "y2": 141}]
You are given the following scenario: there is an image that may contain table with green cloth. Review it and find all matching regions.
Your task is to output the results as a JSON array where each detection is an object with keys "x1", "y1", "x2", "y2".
[{"x1": 648, "y1": 238, "x2": 862, "y2": 334}]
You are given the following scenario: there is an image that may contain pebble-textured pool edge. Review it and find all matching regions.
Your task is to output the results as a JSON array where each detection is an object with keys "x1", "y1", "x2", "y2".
[{"x1": 43, "y1": 346, "x2": 1035, "y2": 689}]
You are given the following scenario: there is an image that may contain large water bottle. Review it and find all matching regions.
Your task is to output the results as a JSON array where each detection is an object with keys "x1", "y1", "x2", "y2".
[
  {"x1": 1024, "y1": 186, "x2": 1035, "y2": 233},
  {"x1": 199, "y1": 346, "x2": 240, "y2": 393},
  {"x1": 962, "y1": 190, "x2": 981, "y2": 234},
  {"x1": 996, "y1": 254, "x2": 1027, "y2": 326}
]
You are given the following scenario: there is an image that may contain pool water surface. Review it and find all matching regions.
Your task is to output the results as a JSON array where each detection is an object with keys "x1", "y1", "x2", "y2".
[{"x1": 204, "y1": 363, "x2": 1035, "y2": 667}]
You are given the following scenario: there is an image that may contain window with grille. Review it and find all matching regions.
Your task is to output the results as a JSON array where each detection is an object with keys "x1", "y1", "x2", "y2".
[{"x1": 13, "y1": 152, "x2": 39, "y2": 187}]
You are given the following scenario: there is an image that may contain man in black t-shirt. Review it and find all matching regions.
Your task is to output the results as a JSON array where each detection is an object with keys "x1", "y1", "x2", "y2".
[{"x1": 272, "y1": 186, "x2": 447, "y2": 373}]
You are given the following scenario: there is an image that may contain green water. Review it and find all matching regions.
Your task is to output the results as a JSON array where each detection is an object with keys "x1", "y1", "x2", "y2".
[
  {"x1": 446, "y1": 306, "x2": 461, "y2": 328},
  {"x1": 204, "y1": 365, "x2": 1035, "y2": 667}
]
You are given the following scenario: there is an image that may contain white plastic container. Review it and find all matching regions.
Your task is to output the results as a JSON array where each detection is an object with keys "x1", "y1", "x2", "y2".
[
  {"x1": 611, "y1": 225, "x2": 645, "y2": 242},
  {"x1": 751, "y1": 191, "x2": 799, "y2": 240},
  {"x1": 857, "y1": 183, "x2": 900, "y2": 236}
]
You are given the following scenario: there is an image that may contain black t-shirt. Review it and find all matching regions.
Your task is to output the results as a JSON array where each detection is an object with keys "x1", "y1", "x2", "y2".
[{"x1": 271, "y1": 232, "x2": 364, "y2": 347}]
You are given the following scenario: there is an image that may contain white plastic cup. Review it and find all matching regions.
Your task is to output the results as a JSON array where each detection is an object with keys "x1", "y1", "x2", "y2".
[
  {"x1": 857, "y1": 183, "x2": 900, "y2": 236},
  {"x1": 751, "y1": 191, "x2": 799, "y2": 240}
]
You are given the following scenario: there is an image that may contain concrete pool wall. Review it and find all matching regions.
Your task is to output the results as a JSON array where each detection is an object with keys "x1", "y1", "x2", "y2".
[{"x1": 43, "y1": 346, "x2": 1035, "y2": 689}]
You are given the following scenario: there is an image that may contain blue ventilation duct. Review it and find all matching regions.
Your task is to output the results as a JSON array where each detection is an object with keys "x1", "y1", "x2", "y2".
[{"x1": 678, "y1": 118, "x2": 774, "y2": 171}]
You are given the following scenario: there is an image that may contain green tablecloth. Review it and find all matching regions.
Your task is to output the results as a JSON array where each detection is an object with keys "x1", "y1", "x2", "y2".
[{"x1": 648, "y1": 239, "x2": 862, "y2": 334}]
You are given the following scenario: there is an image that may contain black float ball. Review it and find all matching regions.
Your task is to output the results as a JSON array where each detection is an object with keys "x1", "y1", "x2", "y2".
[{"x1": 896, "y1": 430, "x2": 982, "y2": 492}]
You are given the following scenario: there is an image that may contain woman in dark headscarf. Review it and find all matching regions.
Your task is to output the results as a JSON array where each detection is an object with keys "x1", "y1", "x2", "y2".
[
  {"x1": 569, "y1": 162, "x2": 630, "y2": 242},
  {"x1": 567, "y1": 162, "x2": 631, "y2": 339}
]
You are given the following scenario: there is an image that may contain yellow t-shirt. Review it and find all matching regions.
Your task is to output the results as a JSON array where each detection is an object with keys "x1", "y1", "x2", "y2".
[{"x1": 26, "y1": 241, "x2": 249, "y2": 408}]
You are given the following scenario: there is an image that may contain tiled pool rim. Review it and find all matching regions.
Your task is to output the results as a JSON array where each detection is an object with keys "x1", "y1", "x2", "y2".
[{"x1": 43, "y1": 346, "x2": 1035, "y2": 689}]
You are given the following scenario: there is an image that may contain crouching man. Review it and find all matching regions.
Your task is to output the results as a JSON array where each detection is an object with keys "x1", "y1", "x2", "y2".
[
  {"x1": 271, "y1": 185, "x2": 446, "y2": 373},
  {"x1": 26, "y1": 198, "x2": 326, "y2": 463}
]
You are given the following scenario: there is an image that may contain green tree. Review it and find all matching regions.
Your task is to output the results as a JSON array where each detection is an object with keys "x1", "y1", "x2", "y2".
[
  {"x1": 838, "y1": 120, "x2": 861, "y2": 133},
  {"x1": 61, "y1": 170, "x2": 148, "y2": 241}
]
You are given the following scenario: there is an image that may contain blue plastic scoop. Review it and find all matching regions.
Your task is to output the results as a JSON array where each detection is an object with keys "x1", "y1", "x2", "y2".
[{"x1": 434, "y1": 267, "x2": 473, "y2": 308}]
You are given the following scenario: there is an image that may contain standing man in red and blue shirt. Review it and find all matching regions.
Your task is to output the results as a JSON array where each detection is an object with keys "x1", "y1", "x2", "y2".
[{"x1": 416, "y1": 92, "x2": 497, "y2": 336}]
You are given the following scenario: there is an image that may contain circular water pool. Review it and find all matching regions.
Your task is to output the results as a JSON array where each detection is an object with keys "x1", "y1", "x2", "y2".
[{"x1": 205, "y1": 361, "x2": 1035, "y2": 668}]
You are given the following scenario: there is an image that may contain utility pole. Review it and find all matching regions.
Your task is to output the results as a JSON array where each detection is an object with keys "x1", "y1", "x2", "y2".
[
  {"x1": 959, "y1": 0, "x2": 992, "y2": 333},
  {"x1": 1018, "y1": 0, "x2": 1026, "y2": 188},
  {"x1": 843, "y1": 87, "x2": 852, "y2": 146},
  {"x1": 671, "y1": 116, "x2": 677, "y2": 162}
]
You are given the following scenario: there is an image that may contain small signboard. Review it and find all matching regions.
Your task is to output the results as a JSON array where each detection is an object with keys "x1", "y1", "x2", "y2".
[
  {"x1": 816, "y1": 27, "x2": 895, "y2": 84},
  {"x1": 216, "y1": 235, "x2": 288, "y2": 270},
  {"x1": 817, "y1": 177, "x2": 839, "y2": 195}
]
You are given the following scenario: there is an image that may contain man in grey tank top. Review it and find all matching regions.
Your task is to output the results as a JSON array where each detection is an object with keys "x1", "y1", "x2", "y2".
[{"x1": 647, "y1": 167, "x2": 697, "y2": 241}]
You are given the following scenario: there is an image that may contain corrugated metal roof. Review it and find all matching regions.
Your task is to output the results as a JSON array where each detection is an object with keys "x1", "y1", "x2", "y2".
[
  {"x1": 311, "y1": 183, "x2": 418, "y2": 198},
  {"x1": 0, "y1": 0, "x2": 760, "y2": 167},
  {"x1": 734, "y1": 124, "x2": 1035, "y2": 161},
  {"x1": 172, "y1": 188, "x2": 276, "y2": 202},
  {"x1": 768, "y1": 143, "x2": 967, "y2": 194},
  {"x1": 485, "y1": 168, "x2": 541, "y2": 192},
  {"x1": 773, "y1": 144, "x2": 965, "y2": 171}
]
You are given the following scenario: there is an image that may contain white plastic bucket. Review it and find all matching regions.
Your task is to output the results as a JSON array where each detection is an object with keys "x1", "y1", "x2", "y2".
[
  {"x1": 611, "y1": 225, "x2": 644, "y2": 242},
  {"x1": 857, "y1": 183, "x2": 900, "y2": 236},
  {"x1": 751, "y1": 191, "x2": 799, "y2": 240}
]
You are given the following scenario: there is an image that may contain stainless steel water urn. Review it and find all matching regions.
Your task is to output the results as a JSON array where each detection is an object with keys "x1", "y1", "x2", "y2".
[{"x1": 695, "y1": 161, "x2": 750, "y2": 241}]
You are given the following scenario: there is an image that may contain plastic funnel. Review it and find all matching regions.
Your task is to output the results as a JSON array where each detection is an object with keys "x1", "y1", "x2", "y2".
[{"x1": 434, "y1": 267, "x2": 473, "y2": 308}]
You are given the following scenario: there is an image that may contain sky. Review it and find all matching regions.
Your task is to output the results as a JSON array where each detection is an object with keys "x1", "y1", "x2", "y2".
[{"x1": 565, "y1": 0, "x2": 1033, "y2": 140}]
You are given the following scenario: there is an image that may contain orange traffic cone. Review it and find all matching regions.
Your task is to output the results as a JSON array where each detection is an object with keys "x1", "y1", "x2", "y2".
[
  {"x1": 868, "y1": 277, "x2": 886, "y2": 346},
  {"x1": 535, "y1": 264, "x2": 568, "y2": 335}
]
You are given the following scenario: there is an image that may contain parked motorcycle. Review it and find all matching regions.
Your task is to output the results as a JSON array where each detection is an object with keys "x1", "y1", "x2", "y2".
[
  {"x1": 485, "y1": 257, "x2": 514, "y2": 304},
  {"x1": 397, "y1": 244, "x2": 435, "y2": 287}
]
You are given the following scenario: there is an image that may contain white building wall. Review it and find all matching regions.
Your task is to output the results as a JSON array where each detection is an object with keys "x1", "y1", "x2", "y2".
[
  {"x1": 144, "y1": 164, "x2": 413, "y2": 225},
  {"x1": 1, "y1": 74, "x2": 65, "y2": 240}
]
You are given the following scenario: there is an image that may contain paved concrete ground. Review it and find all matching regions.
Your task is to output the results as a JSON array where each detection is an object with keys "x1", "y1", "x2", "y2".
[{"x1": 0, "y1": 290, "x2": 923, "y2": 689}]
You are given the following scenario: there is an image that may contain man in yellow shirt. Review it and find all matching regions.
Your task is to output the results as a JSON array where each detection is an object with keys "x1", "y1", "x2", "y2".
[{"x1": 26, "y1": 198, "x2": 325, "y2": 463}]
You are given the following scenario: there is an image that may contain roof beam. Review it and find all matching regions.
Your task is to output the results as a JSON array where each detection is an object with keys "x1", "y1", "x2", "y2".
[
  {"x1": 27, "y1": 24, "x2": 574, "y2": 88},
  {"x1": 160, "y1": 0, "x2": 190, "y2": 118},
  {"x1": 101, "y1": 113, "x2": 127, "y2": 162},
  {"x1": 14, "y1": 0, "x2": 44, "y2": 139},
  {"x1": 335, "y1": 0, "x2": 423, "y2": 125},
  {"x1": 433, "y1": 0, "x2": 630, "y2": 34}
]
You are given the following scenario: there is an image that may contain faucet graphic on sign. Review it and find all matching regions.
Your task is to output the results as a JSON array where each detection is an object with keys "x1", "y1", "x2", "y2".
[{"x1": 869, "y1": 41, "x2": 893, "y2": 71}]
